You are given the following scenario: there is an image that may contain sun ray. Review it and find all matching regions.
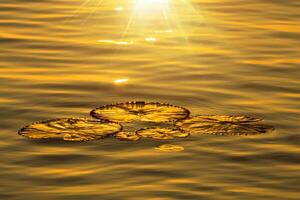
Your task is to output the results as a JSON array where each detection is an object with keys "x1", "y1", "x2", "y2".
[
  {"x1": 160, "y1": 1, "x2": 171, "y2": 27},
  {"x1": 119, "y1": 0, "x2": 199, "y2": 43},
  {"x1": 180, "y1": 0, "x2": 200, "y2": 15},
  {"x1": 83, "y1": 0, "x2": 105, "y2": 24},
  {"x1": 171, "y1": 15, "x2": 190, "y2": 44},
  {"x1": 122, "y1": 3, "x2": 139, "y2": 37},
  {"x1": 64, "y1": 0, "x2": 93, "y2": 23}
]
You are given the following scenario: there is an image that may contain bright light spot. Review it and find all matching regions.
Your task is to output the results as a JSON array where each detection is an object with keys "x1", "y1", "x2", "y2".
[
  {"x1": 114, "y1": 7, "x2": 124, "y2": 12},
  {"x1": 114, "y1": 78, "x2": 129, "y2": 84},
  {"x1": 165, "y1": 29, "x2": 173, "y2": 33},
  {"x1": 135, "y1": 0, "x2": 169, "y2": 16},
  {"x1": 97, "y1": 40, "x2": 134, "y2": 45},
  {"x1": 154, "y1": 30, "x2": 173, "y2": 34},
  {"x1": 97, "y1": 40, "x2": 114, "y2": 43},
  {"x1": 115, "y1": 41, "x2": 134, "y2": 45},
  {"x1": 145, "y1": 37, "x2": 157, "y2": 42},
  {"x1": 115, "y1": 41, "x2": 130, "y2": 45}
]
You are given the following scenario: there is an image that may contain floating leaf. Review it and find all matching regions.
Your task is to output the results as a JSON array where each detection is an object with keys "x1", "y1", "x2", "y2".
[
  {"x1": 18, "y1": 118, "x2": 122, "y2": 141},
  {"x1": 136, "y1": 127, "x2": 189, "y2": 140},
  {"x1": 90, "y1": 101, "x2": 190, "y2": 123},
  {"x1": 115, "y1": 132, "x2": 141, "y2": 141},
  {"x1": 155, "y1": 144, "x2": 185, "y2": 152},
  {"x1": 186, "y1": 115, "x2": 263, "y2": 123},
  {"x1": 176, "y1": 115, "x2": 274, "y2": 136}
]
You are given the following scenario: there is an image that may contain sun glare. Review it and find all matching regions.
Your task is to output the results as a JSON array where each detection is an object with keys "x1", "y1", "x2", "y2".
[
  {"x1": 69, "y1": 0, "x2": 202, "y2": 46},
  {"x1": 114, "y1": 78, "x2": 129, "y2": 84},
  {"x1": 134, "y1": 0, "x2": 169, "y2": 16}
]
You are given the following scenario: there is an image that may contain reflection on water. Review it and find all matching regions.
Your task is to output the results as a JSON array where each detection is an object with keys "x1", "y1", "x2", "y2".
[
  {"x1": 115, "y1": 131, "x2": 141, "y2": 141},
  {"x1": 155, "y1": 144, "x2": 185, "y2": 152},
  {"x1": 0, "y1": 0, "x2": 300, "y2": 199},
  {"x1": 113, "y1": 78, "x2": 129, "y2": 84},
  {"x1": 136, "y1": 127, "x2": 190, "y2": 140},
  {"x1": 114, "y1": 7, "x2": 124, "y2": 12},
  {"x1": 144, "y1": 37, "x2": 157, "y2": 42},
  {"x1": 98, "y1": 39, "x2": 134, "y2": 45}
]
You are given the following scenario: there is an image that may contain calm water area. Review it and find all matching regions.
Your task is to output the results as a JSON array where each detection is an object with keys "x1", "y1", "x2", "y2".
[{"x1": 0, "y1": 0, "x2": 299, "y2": 199}]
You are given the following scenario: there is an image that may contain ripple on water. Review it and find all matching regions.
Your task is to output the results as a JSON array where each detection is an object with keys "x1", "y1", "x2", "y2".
[
  {"x1": 155, "y1": 144, "x2": 185, "y2": 152},
  {"x1": 137, "y1": 127, "x2": 189, "y2": 140},
  {"x1": 115, "y1": 131, "x2": 141, "y2": 141}
]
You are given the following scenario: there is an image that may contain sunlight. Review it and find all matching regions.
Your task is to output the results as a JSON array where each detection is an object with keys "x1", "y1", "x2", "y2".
[
  {"x1": 123, "y1": 0, "x2": 201, "y2": 40},
  {"x1": 114, "y1": 7, "x2": 124, "y2": 12},
  {"x1": 122, "y1": 0, "x2": 171, "y2": 37},
  {"x1": 65, "y1": 0, "x2": 205, "y2": 46},
  {"x1": 97, "y1": 40, "x2": 134, "y2": 45},
  {"x1": 134, "y1": 0, "x2": 169, "y2": 16},
  {"x1": 66, "y1": 0, "x2": 202, "y2": 44},
  {"x1": 114, "y1": 78, "x2": 129, "y2": 84},
  {"x1": 144, "y1": 37, "x2": 157, "y2": 42}
]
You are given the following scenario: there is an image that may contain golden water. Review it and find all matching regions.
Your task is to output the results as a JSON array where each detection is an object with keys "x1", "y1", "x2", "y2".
[{"x1": 1, "y1": 0, "x2": 300, "y2": 199}]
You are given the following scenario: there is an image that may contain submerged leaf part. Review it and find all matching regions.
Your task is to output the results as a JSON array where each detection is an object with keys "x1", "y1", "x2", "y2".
[
  {"x1": 90, "y1": 101, "x2": 190, "y2": 123},
  {"x1": 136, "y1": 127, "x2": 189, "y2": 140},
  {"x1": 18, "y1": 118, "x2": 122, "y2": 141},
  {"x1": 155, "y1": 144, "x2": 185, "y2": 152},
  {"x1": 115, "y1": 132, "x2": 141, "y2": 141},
  {"x1": 176, "y1": 115, "x2": 274, "y2": 136}
]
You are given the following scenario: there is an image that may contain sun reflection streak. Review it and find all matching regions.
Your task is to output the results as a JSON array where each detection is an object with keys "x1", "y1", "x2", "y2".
[
  {"x1": 134, "y1": 0, "x2": 170, "y2": 16},
  {"x1": 121, "y1": 0, "x2": 202, "y2": 44},
  {"x1": 123, "y1": 0, "x2": 171, "y2": 36},
  {"x1": 68, "y1": 0, "x2": 202, "y2": 47},
  {"x1": 114, "y1": 7, "x2": 124, "y2": 12},
  {"x1": 144, "y1": 37, "x2": 157, "y2": 42},
  {"x1": 114, "y1": 78, "x2": 129, "y2": 84}
]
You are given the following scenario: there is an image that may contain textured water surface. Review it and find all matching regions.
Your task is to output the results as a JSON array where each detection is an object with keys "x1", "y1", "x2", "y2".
[{"x1": 0, "y1": 0, "x2": 300, "y2": 199}]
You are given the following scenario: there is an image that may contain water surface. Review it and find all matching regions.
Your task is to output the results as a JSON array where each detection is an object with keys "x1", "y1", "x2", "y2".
[{"x1": 1, "y1": 0, "x2": 300, "y2": 199}]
